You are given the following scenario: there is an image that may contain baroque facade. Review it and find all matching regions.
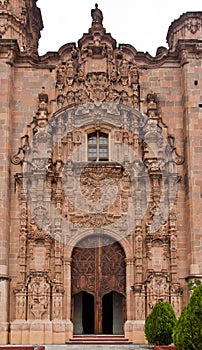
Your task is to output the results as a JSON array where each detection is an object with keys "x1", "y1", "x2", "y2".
[{"x1": 0, "y1": 1, "x2": 202, "y2": 345}]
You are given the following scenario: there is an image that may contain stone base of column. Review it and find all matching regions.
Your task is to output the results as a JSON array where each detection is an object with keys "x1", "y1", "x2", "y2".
[
  {"x1": 0, "y1": 322, "x2": 9, "y2": 344},
  {"x1": 10, "y1": 319, "x2": 73, "y2": 345},
  {"x1": 124, "y1": 320, "x2": 147, "y2": 344}
]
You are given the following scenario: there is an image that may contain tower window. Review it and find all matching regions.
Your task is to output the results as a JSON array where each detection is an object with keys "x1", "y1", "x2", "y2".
[{"x1": 88, "y1": 131, "x2": 108, "y2": 161}]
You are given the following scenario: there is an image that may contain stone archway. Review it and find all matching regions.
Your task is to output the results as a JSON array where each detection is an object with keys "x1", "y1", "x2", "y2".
[{"x1": 71, "y1": 235, "x2": 126, "y2": 334}]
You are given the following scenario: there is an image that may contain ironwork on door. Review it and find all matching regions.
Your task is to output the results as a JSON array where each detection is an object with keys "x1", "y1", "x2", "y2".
[{"x1": 71, "y1": 235, "x2": 126, "y2": 334}]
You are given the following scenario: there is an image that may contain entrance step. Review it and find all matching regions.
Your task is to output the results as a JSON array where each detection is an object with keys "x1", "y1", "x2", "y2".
[{"x1": 66, "y1": 334, "x2": 133, "y2": 345}]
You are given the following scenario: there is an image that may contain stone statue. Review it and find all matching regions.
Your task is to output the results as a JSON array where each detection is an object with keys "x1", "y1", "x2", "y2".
[{"x1": 91, "y1": 3, "x2": 103, "y2": 26}]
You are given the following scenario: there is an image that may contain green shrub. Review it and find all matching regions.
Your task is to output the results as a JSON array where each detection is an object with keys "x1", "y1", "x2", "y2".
[
  {"x1": 172, "y1": 306, "x2": 191, "y2": 350},
  {"x1": 144, "y1": 301, "x2": 177, "y2": 345},
  {"x1": 173, "y1": 284, "x2": 202, "y2": 350}
]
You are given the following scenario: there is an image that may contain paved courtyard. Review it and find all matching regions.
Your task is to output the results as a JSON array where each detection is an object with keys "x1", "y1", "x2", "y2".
[{"x1": 45, "y1": 345, "x2": 153, "y2": 350}]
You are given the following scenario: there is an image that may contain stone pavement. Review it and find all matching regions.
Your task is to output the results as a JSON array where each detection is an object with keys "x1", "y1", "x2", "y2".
[{"x1": 45, "y1": 345, "x2": 153, "y2": 350}]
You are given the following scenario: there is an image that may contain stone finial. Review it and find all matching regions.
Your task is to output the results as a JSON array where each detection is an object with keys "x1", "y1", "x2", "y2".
[{"x1": 91, "y1": 3, "x2": 103, "y2": 26}]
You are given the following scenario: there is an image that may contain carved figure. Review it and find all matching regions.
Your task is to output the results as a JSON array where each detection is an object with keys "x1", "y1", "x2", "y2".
[
  {"x1": 91, "y1": 3, "x2": 103, "y2": 25},
  {"x1": 38, "y1": 87, "x2": 48, "y2": 104},
  {"x1": 146, "y1": 92, "x2": 158, "y2": 109},
  {"x1": 28, "y1": 275, "x2": 50, "y2": 320},
  {"x1": 119, "y1": 59, "x2": 129, "y2": 78},
  {"x1": 16, "y1": 294, "x2": 26, "y2": 319}
]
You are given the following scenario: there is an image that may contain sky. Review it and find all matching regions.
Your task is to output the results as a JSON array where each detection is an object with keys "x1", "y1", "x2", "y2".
[{"x1": 37, "y1": 0, "x2": 202, "y2": 57}]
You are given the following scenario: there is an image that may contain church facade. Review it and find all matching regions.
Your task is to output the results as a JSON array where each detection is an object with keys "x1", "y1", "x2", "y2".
[{"x1": 0, "y1": 1, "x2": 201, "y2": 345}]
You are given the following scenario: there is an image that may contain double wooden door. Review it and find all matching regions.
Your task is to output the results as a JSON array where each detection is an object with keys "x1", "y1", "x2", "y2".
[{"x1": 71, "y1": 235, "x2": 126, "y2": 334}]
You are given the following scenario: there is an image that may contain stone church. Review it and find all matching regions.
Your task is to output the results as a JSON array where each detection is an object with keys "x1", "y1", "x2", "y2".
[{"x1": 0, "y1": 0, "x2": 201, "y2": 345}]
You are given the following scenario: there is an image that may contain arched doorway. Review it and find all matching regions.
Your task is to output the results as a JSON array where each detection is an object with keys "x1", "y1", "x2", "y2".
[{"x1": 71, "y1": 235, "x2": 126, "y2": 334}]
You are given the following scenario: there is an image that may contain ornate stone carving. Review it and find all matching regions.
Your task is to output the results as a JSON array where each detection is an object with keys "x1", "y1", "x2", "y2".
[
  {"x1": 134, "y1": 226, "x2": 143, "y2": 284},
  {"x1": 170, "y1": 283, "x2": 182, "y2": 318},
  {"x1": 14, "y1": 290, "x2": 26, "y2": 320},
  {"x1": 186, "y1": 19, "x2": 201, "y2": 34},
  {"x1": 146, "y1": 273, "x2": 170, "y2": 311},
  {"x1": 11, "y1": 135, "x2": 29, "y2": 165},
  {"x1": 38, "y1": 87, "x2": 49, "y2": 116},
  {"x1": 0, "y1": 20, "x2": 8, "y2": 35},
  {"x1": 0, "y1": 0, "x2": 9, "y2": 9},
  {"x1": 145, "y1": 92, "x2": 184, "y2": 165},
  {"x1": 27, "y1": 273, "x2": 50, "y2": 320},
  {"x1": 52, "y1": 294, "x2": 63, "y2": 319},
  {"x1": 55, "y1": 29, "x2": 140, "y2": 110},
  {"x1": 7, "y1": 6, "x2": 196, "y2": 340},
  {"x1": 11, "y1": 10, "x2": 185, "y2": 324},
  {"x1": 62, "y1": 163, "x2": 131, "y2": 228},
  {"x1": 134, "y1": 294, "x2": 145, "y2": 320}
]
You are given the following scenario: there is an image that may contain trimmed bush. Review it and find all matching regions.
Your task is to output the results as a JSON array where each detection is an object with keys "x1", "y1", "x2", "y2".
[
  {"x1": 173, "y1": 284, "x2": 202, "y2": 350},
  {"x1": 144, "y1": 301, "x2": 176, "y2": 345}
]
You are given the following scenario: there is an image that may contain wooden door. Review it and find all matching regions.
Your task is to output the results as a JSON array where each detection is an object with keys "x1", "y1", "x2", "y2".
[{"x1": 71, "y1": 235, "x2": 126, "y2": 334}]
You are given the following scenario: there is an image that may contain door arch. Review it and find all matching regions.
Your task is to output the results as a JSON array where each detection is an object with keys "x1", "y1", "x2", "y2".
[{"x1": 71, "y1": 235, "x2": 126, "y2": 334}]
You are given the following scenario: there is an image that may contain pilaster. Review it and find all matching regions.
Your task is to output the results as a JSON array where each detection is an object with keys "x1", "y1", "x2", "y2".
[
  {"x1": 167, "y1": 11, "x2": 202, "y2": 277},
  {"x1": 0, "y1": 40, "x2": 16, "y2": 344},
  {"x1": 178, "y1": 40, "x2": 202, "y2": 276}
]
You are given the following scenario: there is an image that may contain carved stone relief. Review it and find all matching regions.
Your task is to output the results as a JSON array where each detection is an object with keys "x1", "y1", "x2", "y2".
[
  {"x1": 15, "y1": 290, "x2": 26, "y2": 320},
  {"x1": 55, "y1": 20, "x2": 140, "y2": 111},
  {"x1": 186, "y1": 19, "x2": 201, "y2": 34},
  {"x1": 11, "y1": 19, "x2": 185, "y2": 322},
  {"x1": 146, "y1": 273, "x2": 170, "y2": 312},
  {"x1": 27, "y1": 273, "x2": 50, "y2": 320},
  {"x1": 12, "y1": 96, "x2": 184, "y2": 320},
  {"x1": 0, "y1": 0, "x2": 9, "y2": 9}
]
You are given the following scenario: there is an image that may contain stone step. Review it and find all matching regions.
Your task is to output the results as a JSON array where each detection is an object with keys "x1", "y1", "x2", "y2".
[
  {"x1": 72, "y1": 335, "x2": 125, "y2": 338},
  {"x1": 66, "y1": 334, "x2": 133, "y2": 345},
  {"x1": 67, "y1": 341, "x2": 133, "y2": 345},
  {"x1": 46, "y1": 345, "x2": 153, "y2": 350},
  {"x1": 0, "y1": 347, "x2": 45, "y2": 350}
]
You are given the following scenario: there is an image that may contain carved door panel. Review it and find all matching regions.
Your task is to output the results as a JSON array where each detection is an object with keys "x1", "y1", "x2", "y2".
[{"x1": 71, "y1": 235, "x2": 126, "y2": 334}]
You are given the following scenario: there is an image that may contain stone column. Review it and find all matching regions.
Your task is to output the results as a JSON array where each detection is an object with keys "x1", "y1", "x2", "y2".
[
  {"x1": 63, "y1": 257, "x2": 73, "y2": 340},
  {"x1": 124, "y1": 257, "x2": 135, "y2": 341},
  {"x1": 125, "y1": 257, "x2": 135, "y2": 320}
]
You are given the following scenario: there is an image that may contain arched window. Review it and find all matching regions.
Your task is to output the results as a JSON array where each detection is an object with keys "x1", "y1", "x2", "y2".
[{"x1": 88, "y1": 131, "x2": 108, "y2": 161}]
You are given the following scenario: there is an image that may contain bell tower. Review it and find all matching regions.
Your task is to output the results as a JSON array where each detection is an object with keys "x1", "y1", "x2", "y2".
[
  {"x1": 0, "y1": 0, "x2": 42, "y2": 344},
  {"x1": 0, "y1": 0, "x2": 43, "y2": 53}
]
